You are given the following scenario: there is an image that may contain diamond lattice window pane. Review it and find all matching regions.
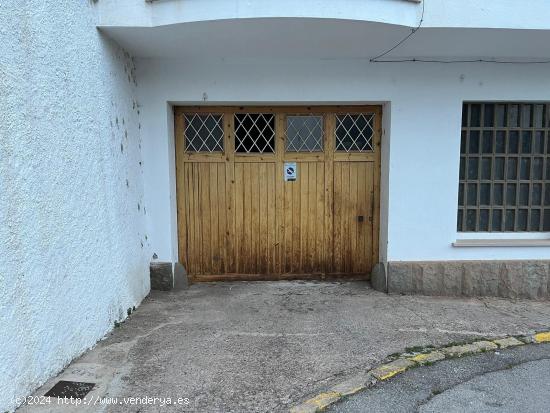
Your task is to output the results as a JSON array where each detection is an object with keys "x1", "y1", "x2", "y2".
[
  {"x1": 335, "y1": 113, "x2": 374, "y2": 152},
  {"x1": 234, "y1": 113, "x2": 275, "y2": 153},
  {"x1": 184, "y1": 114, "x2": 224, "y2": 152},
  {"x1": 286, "y1": 116, "x2": 323, "y2": 152}
]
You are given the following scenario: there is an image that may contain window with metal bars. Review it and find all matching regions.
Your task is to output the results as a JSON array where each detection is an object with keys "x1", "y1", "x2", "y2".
[
  {"x1": 286, "y1": 115, "x2": 323, "y2": 152},
  {"x1": 183, "y1": 113, "x2": 224, "y2": 152},
  {"x1": 234, "y1": 113, "x2": 275, "y2": 153},
  {"x1": 335, "y1": 113, "x2": 375, "y2": 152},
  {"x1": 458, "y1": 103, "x2": 550, "y2": 232}
]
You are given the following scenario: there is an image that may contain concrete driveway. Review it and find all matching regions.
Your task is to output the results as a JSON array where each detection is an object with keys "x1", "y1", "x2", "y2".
[{"x1": 19, "y1": 281, "x2": 550, "y2": 412}]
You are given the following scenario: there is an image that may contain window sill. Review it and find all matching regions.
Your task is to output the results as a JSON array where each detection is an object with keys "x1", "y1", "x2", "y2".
[{"x1": 453, "y1": 239, "x2": 550, "y2": 247}]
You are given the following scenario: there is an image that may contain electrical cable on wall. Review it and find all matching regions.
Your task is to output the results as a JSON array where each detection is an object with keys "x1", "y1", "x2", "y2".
[{"x1": 370, "y1": 0, "x2": 550, "y2": 64}]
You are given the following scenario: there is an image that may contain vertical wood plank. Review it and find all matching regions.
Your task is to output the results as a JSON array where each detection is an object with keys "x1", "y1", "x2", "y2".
[
  {"x1": 315, "y1": 162, "x2": 325, "y2": 272},
  {"x1": 333, "y1": 161, "x2": 342, "y2": 273},
  {"x1": 234, "y1": 163, "x2": 244, "y2": 273},
  {"x1": 225, "y1": 113, "x2": 236, "y2": 274},
  {"x1": 324, "y1": 113, "x2": 335, "y2": 274},
  {"x1": 349, "y1": 162, "x2": 359, "y2": 273},
  {"x1": 209, "y1": 163, "x2": 220, "y2": 274},
  {"x1": 299, "y1": 162, "x2": 308, "y2": 272}
]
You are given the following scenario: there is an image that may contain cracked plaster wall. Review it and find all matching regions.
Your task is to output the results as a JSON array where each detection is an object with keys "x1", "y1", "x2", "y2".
[{"x1": 0, "y1": 1, "x2": 150, "y2": 411}]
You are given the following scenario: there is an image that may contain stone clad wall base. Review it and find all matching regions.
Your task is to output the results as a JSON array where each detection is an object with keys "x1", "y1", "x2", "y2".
[
  {"x1": 387, "y1": 261, "x2": 550, "y2": 300},
  {"x1": 150, "y1": 262, "x2": 189, "y2": 291}
]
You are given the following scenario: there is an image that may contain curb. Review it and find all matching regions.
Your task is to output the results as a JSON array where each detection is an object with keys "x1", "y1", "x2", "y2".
[{"x1": 289, "y1": 330, "x2": 550, "y2": 413}]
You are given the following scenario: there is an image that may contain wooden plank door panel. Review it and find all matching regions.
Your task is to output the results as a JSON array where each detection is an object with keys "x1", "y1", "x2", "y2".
[
  {"x1": 333, "y1": 161, "x2": 375, "y2": 275},
  {"x1": 281, "y1": 161, "x2": 326, "y2": 275},
  {"x1": 180, "y1": 162, "x2": 227, "y2": 275},
  {"x1": 234, "y1": 162, "x2": 277, "y2": 275}
]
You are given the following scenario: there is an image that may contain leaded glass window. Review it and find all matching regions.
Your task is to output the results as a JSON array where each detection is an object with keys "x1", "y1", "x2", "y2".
[
  {"x1": 286, "y1": 115, "x2": 323, "y2": 152},
  {"x1": 335, "y1": 113, "x2": 374, "y2": 152},
  {"x1": 234, "y1": 113, "x2": 275, "y2": 153},
  {"x1": 184, "y1": 113, "x2": 224, "y2": 152}
]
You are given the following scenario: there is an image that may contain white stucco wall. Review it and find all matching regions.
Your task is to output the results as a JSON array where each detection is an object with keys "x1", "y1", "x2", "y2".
[
  {"x1": 0, "y1": 2, "x2": 150, "y2": 411},
  {"x1": 137, "y1": 57, "x2": 550, "y2": 265}
]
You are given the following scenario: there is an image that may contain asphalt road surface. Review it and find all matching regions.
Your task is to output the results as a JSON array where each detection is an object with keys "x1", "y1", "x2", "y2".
[{"x1": 330, "y1": 343, "x2": 550, "y2": 413}]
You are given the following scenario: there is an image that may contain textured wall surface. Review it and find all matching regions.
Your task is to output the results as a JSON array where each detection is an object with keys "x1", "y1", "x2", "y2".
[
  {"x1": 0, "y1": 2, "x2": 150, "y2": 411},
  {"x1": 387, "y1": 261, "x2": 550, "y2": 299}
]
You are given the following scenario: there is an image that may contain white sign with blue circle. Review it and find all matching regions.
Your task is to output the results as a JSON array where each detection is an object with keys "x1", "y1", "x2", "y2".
[{"x1": 284, "y1": 162, "x2": 297, "y2": 181}]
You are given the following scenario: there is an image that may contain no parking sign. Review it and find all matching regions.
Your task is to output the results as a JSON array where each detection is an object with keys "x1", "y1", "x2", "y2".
[{"x1": 284, "y1": 162, "x2": 297, "y2": 182}]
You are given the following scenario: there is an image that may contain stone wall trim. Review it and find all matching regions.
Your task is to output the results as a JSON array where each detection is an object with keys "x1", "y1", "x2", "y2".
[{"x1": 387, "y1": 260, "x2": 550, "y2": 300}]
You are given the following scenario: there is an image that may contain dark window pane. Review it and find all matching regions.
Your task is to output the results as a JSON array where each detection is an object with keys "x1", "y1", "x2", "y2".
[
  {"x1": 521, "y1": 104, "x2": 532, "y2": 128},
  {"x1": 519, "y1": 183, "x2": 529, "y2": 206},
  {"x1": 492, "y1": 209, "x2": 503, "y2": 231},
  {"x1": 493, "y1": 183, "x2": 504, "y2": 205},
  {"x1": 494, "y1": 157, "x2": 505, "y2": 179},
  {"x1": 534, "y1": 131, "x2": 545, "y2": 154},
  {"x1": 470, "y1": 104, "x2": 481, "y2": 127},
  {"x1": 467, "y1": 183, "x2": 478, "y2": 206},
  {"x1": 530, "y1": 209, "x2": 541, "y2": 231},
  {"x1": 466, "y1": 209, "x2": 477, "y2": 231},
  {"x1": 235, "y1": 113, "x2": 275, "y2": 153},
  {"x1": 468, "y1": 157, "x2": 479, "y2": 179},
  {"x1": 458, "y1": 183, "x2": 465, "y2": 206},
  {"x1": 480, "y1": 183, "x2": 491, "y2": 205},
  {"x1": 484, "y1": 104, "x2": 495, "y2": 127},
  {"x1": 545, "y1": 184, "x2": 550, "y2": 206},
  {"x1": 482, "y1": 131, "x2": 493, "y2": 153},
  {"x1": 509, "y1": 104, "x2": 520, "y2": 127},
  {"x1": 533, "y1": 158, "x2": 544, "y2": 180},
  {"x1": 460, "y1": 131, "x2": 467, "y2": 154},
  {"x1": 459, "y1": 157, "x2": 466, "y2": 180},
  {"x1": 184, "y1": 113, "x2": 224, "y2": 152},
  {"x1": 543, "y1": 209, "x2": 550, "y2": 231},
  {"x1": 469, "y1": 131, "x2": 480, "y2": 153},
  {"x1": 534, "y1": 105, "x2": 545, "y2": 128},
  {"x1": 496, "y1": 104, "x2": 507, "y2": 127},
  {"x1": 495, "y1": 131, "x2": 506, "y2": 153},
  {"x1": 521, "y1": 131, "x2": 532, "y2": 154},
  {"x1": 479, "y1": 209, "x2": 490, "y2": 231},
  {"x1": 457, "y1": 209, "x2": 464, "y2": 231},
  {"x1": 462, "y1": 104, "x2": 468, "y2": 127},
  {"x1": 517, "y1": 209, "x2": 528, "y2": 231},
  {"x1": 508, "y1": 131, "x2": 519, "y2": 153},
  {"x1": 506, "y1": 183, "x2": 517, "y2": 206},
  {"x1": 532, "y1": 183, "x2": 542, "y2": 205},
  {"x1": 335, "y1": 113, "x2": 374, "y2": 152},
  {"x1": 520, "y1": 158, "x2": 530, "y2": 180},
  {"x1": 506, "y1": 158, "x2": 518, "y2": 180},
  {"x1": 481, "y1": 158, "x2": 492, "y2": 180},
  {"x1": 505, "y1": 209, "x2": 515, "y2": 231}
]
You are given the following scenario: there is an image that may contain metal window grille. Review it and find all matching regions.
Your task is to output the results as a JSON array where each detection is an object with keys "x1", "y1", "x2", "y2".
[
  {"x1": 335, "y1": 113, "x2": 375, "y2": 152},
  {"x1": 458, "y1": 102, "x2": 550, "y2": 232},
  {"x1": 184, "y1": 113, "x2": 224, "y2": 152},
  {"x1": 286, "y1": 115, "x2": 323, "y2": 152},
  {"x1": 234, "y1": 113, "x2": 275, "y2": 153}
]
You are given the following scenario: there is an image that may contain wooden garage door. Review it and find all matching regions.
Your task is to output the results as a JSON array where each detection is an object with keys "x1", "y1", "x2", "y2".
[{"x1": 175, "y1": 106, "x2": 381, "y2": 281}]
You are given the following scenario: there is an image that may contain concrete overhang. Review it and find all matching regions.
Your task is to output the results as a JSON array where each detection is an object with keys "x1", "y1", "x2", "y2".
[
  {"x1": 96, "y1": 0, "x2": 550, "y2": 31},
  {"x1": 99, "y1": 17, "x2": 550, "y2": 61}
]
